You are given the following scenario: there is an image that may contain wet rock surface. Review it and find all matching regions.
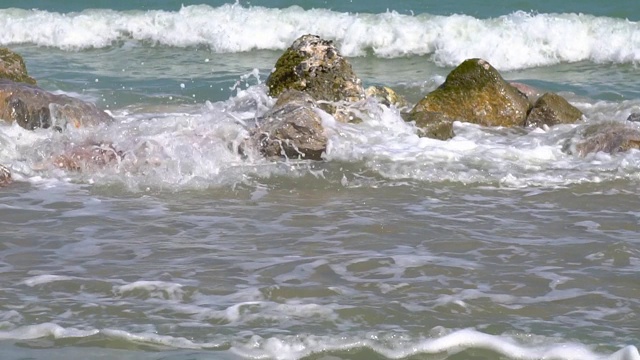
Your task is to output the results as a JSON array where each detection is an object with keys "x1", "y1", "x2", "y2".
[
  {"x1": 251, "y1": 89, "x2": 327, "y2": 160},
  {"x1": 266, "y1": 34, "x2": 364, "y2": 103},
  {"x1": 565, "y1": 121, "x2": 640, "y2": 156},
  {"x1": 0, "y1": 164, "x2": 11, "y2": 186},
  {"x1": 0, "y1": 80, "x2": 113, "y2": 130},
  {"x1": 525, "y1": 92, "x2": 583, "y2": 128},
  {"x1": 409, "y1": 58, "x2": 531, "y2": 140}
]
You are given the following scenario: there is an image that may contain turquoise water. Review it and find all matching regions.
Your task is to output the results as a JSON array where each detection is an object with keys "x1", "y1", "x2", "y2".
[
  {"x1": 0, "y1": 1, "x2": 640, "y2": 360},
  {"x1": 12, "y1": 0, "x2": 640, "y2": 20}
]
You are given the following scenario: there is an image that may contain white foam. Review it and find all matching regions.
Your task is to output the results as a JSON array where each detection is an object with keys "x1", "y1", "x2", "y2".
[
  {"x1": 21, "y1": 274, "x2": 78, "y2": 287},
  {"x1": 0, "y1": 5, "x2": 638, "y2": 70},
  {"x1": 0, "y1": 323, "x2": 98, "y2": 340},
  {"x1": 230, "y1": 329, "x2": 640, "y2": 360},
  {"x1": 3, "y1": 83, "x2": 640, "y2": 190},
  {"x1": 0, "y1": 322, "x2": 635, "y2": 360},
  {"x1": 115, "y1": 280, "x2": 184, "y2": 301}
]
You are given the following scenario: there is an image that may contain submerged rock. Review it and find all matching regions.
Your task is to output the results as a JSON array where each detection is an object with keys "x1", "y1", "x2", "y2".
[
  {"x1": 0, "y1": 48, "x2": 36, "y2": 85},
  {"x1": 0, "y1": 164, "x2": 11, "y2": 186},
  {"x1": 405, "y1": 110, "x2": 455, "y2": 140},
  {"x1": 627, "y1": 113, "x2": 640, "y2": 123},
  {"x1": 510, "y1": 82, "x2": 543, "y2": 105},
  {"x1": 564, "y1": 121, "x2": 640, "y2": 156},
  {"x1": 0, "y1": 80, "x2": 113, "y2": 130},
  {"x1": 525, "y1": 92, "x2": 583, "y2": 128},
  {"x1": 251, "y1": 89, "x2": 327, "y2": 160},
  {"x1": 409, "y1": 58, "x2": 530, "y2": 140},
  {"x1": 53, "y1": 142, "x2": 124, "y2": 171},
  {"x1": 265, "y1": 34, "x2": 365, "y2": 103},
  {"x1": 365, "y1": 85, "x2": 408, "y2": 109}
]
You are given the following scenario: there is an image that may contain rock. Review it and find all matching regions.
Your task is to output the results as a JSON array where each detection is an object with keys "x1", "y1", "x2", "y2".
[
  {"x1": 53, "y1": 142, "x2": 124, "y2": 171},
  {"x1": 0, "y1": 48, "x2": 36, "y2": 85},
  {"x1": 0, "y1": 164, "x2": 11, "y2": 186},
  {"x1": 251, "y1": 89, "x2": 327, "y2": 160},
  {"x1": 525, "y1": 92, "x2": 583, "y2": 128},
  {"x1": 564, "y1": 121, "x2": 640, "y2": 156},
  {"x1": 409, "y1": 58, "x2": 530, "y2": 140},
  {"x1": 365, "y1": 85, "x2": 408, "y2": 109},
  {"x1": 404, "y1": 111, "x2": 455, "y2": 140},
  {"x1": 0, "y1": 80, "x2": 113, "y2": 130},
  {"x1": 627, "y1": 113, "x2": 640, "y2": 122},
  {"x1": 510, "y1": 82, "x2": 543, "y2": 105},
  {"x1": 265, "y1": 34, "x2": 365, "y2": 103}
]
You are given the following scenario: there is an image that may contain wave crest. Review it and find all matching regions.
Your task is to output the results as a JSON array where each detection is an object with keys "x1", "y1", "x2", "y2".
[{"x1": 0, "y1": 5, "x2": 639, "y2": 70}]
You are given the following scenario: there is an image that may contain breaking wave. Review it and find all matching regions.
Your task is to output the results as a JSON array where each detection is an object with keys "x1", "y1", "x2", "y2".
[{"x1": 0, "y1": 4, "x2": 639, "y2": 70}]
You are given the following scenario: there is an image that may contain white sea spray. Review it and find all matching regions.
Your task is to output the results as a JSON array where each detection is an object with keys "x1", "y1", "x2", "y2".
[{"x1": 0, "y1": 5, "x2": 638, "y2": 70}]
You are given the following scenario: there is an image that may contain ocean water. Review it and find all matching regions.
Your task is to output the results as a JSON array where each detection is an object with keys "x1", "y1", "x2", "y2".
[{"x1": 0, "y1": 1, "x2": 640, "y2": 359}]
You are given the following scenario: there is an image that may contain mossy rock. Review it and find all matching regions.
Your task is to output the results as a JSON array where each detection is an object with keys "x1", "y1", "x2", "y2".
[
  {"x1": 0, "y1": 48, "x2": 36, "y2": 85},
  {"x1": 409, "y1": 58, "x2": 530, "y2": 139},
  {"x1": 405, "y1": 111, "x2": 454, "y2": 140},
  {"x1": 266, "y1": 35, "x2": 364, "y2": 103},
  {"x1": 525, "y1": 92, "x2": 583, "y2": 128},
  {"x1": 266, "y1": 50, "x2": 306, "y2": 97}
]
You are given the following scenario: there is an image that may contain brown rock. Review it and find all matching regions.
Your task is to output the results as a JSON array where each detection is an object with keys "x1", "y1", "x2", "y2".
[
  {"x1": 365, "y1": 85, "x2": 408, "y2": 109},
  {"x1": 565, "y1": 121, "x2": 640, "y2": 156},
  {"x1": 525, "y1": 92, "x2": 583, "y2": 128},
  {"x1": 405, "y1": 111, "x2": 455, "y2": 140},
  {"x1": 0, "y1": 80, "x2": 113, "y2": 130},
  {"x1": 409, "y1": 58, "x2": 531, "y2": 140},
  {"x1": 53, "y1": 143, "x2": 124, "y2": 171},
  {"x1": 251, "y1": 89, "x2": 327, "y2": 160},
  {"x1": 510, "y1": 82, "x2": 543, "y2": 105},
  {"x1": 0, "y1": 164, "x2": 11, "y2": 186}
]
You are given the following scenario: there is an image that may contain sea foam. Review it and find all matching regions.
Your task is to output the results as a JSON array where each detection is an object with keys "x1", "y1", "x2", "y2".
[
  {"x1": 0, "y1": 323, "x2": 636, "y2": 360},
  {"x1": 0, "y1": 4, "x2": 639, "y2": 70}
]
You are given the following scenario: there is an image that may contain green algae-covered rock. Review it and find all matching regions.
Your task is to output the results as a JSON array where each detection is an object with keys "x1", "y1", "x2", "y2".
[
  {"x1": 405, "y1": 111, "x2": 455, "y2": 140},
  {"x1": 409, "y1": 58, "x2": 530, "y2": 140},
  {"x1": 252, "y1": 89, "x2": 327, "y2": 160},
  {"x1": 525, "y1": 92, "x2": 583, "y2": 128},
  {"x1": 266, "y1": 35, "x2": 364, "y2": 103},
  {"x1": 0, "y1": 48, "x2": 36, "y2": 85},
  {"x1": 564, "y1": 121, "x2": 640, "y2": 156}
]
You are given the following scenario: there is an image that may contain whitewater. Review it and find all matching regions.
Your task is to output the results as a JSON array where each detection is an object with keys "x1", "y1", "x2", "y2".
[
  {"x1": 0, "y1": 4, "x2": 639, "y2": 70},
  {"x1": 1, "y1": 1, "x2": 640, "y2": 360}
]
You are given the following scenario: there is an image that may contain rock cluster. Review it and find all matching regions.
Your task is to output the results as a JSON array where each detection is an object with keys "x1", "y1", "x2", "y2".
[
  {"x1": 1, "y1": 36, "x2": 635, "y2": 186},
  {"x1": 407, "y1": 58, "x2": 583, "y2": 140},
  {"x1": 253, "y1": 36, "x2": 592, "y2": 159},
  {"x1": 0, "y1": 47, "x2": 115, "y2": 184}
]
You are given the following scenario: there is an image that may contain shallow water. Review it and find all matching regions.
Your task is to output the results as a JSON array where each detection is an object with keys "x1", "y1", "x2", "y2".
[{"x1": 0, "y1": 1, "x2": 639, "y2": 359}]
